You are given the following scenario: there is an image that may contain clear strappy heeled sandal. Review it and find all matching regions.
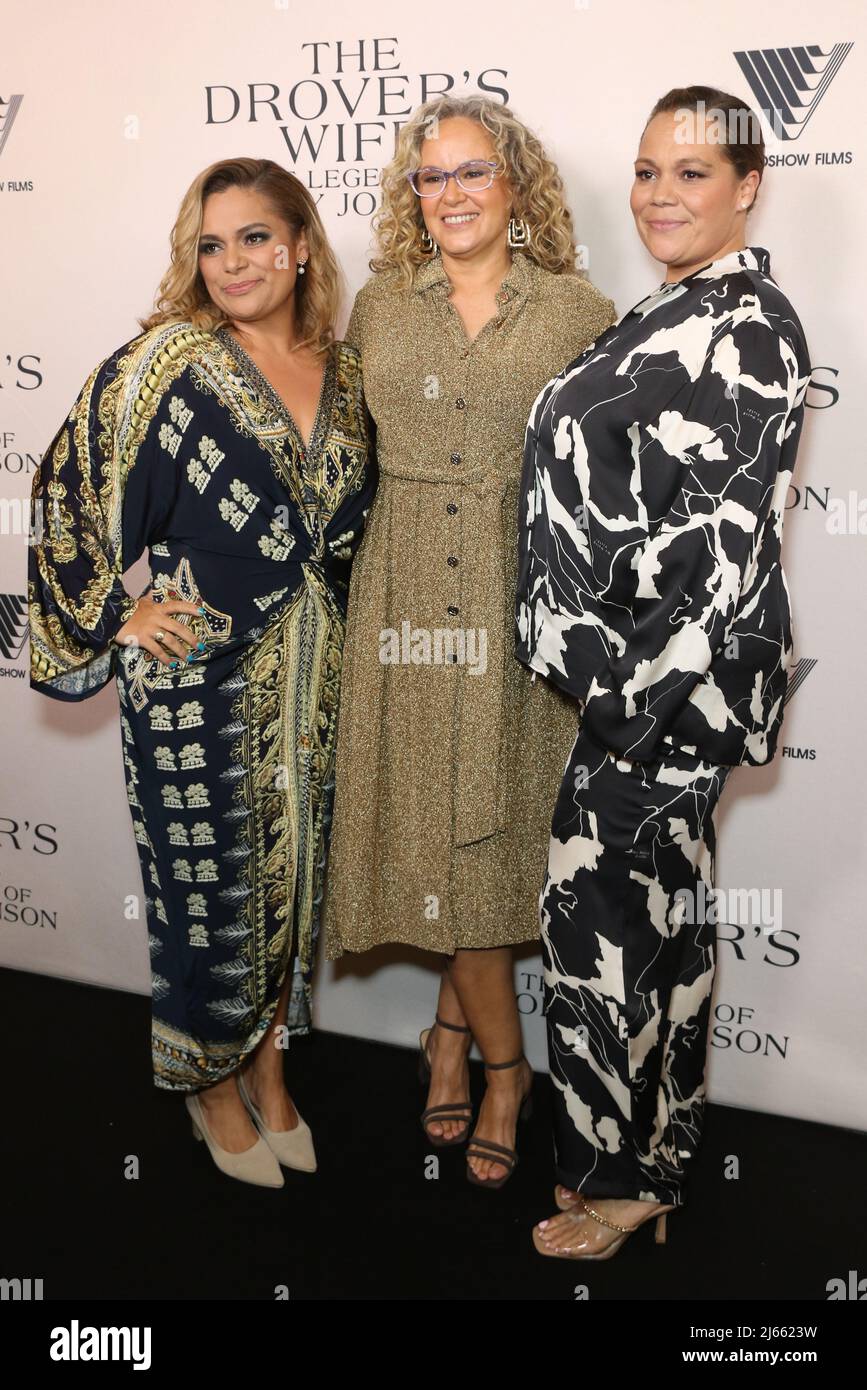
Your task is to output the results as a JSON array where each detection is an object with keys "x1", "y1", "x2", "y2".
[{"x1": 532, "y1": 1193, "x2": 675, "y2": 1260}]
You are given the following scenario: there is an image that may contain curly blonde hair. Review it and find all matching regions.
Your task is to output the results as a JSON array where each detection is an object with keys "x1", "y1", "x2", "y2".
[
  {"x1": 370, "y1": 96, "x2": 581, "y2": 287},
  {"x1": 139, "y1": 157, "x2": 342, "y2": 353}
]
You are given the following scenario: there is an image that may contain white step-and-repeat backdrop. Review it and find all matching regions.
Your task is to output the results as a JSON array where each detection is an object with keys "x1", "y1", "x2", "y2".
[{"x1": 2, "y1": 0, "x2": 864, "y2": 1132}]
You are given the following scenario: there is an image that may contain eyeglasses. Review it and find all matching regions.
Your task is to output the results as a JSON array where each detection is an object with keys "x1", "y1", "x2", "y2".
[{"x1": 407, "y1": 160, "x2": 499, "y2": 197}]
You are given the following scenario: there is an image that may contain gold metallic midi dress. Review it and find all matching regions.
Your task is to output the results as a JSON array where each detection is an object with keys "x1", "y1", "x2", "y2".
[{"x1": 322, "y1": 250, "x2": 616, "y2": 956}]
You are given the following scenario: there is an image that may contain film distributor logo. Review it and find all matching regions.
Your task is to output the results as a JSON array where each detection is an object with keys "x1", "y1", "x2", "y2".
[
  {"x1": 0, "y1": 94, "x2": 23, "y2": 157},
  {"x1": 781, "y1": 656, "x2": 817, "y2": 764},
  {"x1": 733, "y1": 42, "x2": 853, "y2": 152},
  {"x1": 0, "y1": 593, "x2": 28, "y2": 669}
]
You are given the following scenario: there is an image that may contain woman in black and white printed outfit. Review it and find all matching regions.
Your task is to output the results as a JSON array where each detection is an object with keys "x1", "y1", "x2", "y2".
[{"x1": 515, "y1": 86, "x2": 811, "y2": 1259}]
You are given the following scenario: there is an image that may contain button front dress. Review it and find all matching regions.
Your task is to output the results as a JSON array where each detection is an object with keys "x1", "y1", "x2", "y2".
[
  {"x1": 29, "y1": 321, "x2": 376, "y2": 1088},
  {"x1": 322, "y1": 250, "x2": 616, "y2": 956}
]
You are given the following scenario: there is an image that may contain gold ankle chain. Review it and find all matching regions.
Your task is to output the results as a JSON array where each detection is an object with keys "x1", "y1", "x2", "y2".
[{"x1": 578, "y1": 1195, "x2": 635, "y2": 1233}]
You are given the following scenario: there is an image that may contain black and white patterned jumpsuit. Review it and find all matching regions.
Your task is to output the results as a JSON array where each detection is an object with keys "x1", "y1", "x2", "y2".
[{"x1": 515, "y1": 247, "x2": 810, "y2": 1205}]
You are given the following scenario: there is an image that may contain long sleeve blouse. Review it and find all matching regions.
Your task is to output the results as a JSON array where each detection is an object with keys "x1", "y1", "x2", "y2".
[{"x1": 516, "y1": 246, "x2": 811, "y2": 766}]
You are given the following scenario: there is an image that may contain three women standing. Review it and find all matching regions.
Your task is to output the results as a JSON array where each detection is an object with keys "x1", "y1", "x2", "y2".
[{"x1": 30, "y1": 84, "x2": 807, "y2": 1258}]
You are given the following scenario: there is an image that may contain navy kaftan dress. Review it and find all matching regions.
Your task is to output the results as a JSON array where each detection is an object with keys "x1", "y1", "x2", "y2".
[{"x1": 28, "y1": 320, "x2": 376, "y2": 1090}]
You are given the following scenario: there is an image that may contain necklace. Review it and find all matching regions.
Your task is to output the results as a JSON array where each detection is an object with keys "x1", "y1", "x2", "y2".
[{"x1": 216, "y1": 327, "x2": 335, "y2": 456}]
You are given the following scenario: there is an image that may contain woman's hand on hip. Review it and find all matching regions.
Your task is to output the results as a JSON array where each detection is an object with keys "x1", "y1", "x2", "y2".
[{"x1": 114, "y1": 593, "x2": 204, "y2": 664}]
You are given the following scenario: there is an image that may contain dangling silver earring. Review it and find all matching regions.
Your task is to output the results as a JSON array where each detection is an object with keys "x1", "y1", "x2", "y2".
[
  {"x1": 508, "y1": 216, "x2": 530, "y2": 248},
  {"x1": 420, "y1": 227, "x2": 436, "y2": 254},
  {"x1": 297, "y1": 260, "x2": 307, "y2": 275}
]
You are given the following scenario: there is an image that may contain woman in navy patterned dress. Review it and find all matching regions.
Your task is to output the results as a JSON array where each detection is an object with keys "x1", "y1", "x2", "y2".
[
  {"x1": 516, "y1": 89, "x2": 810, "y2": 1257},
  {"x1": 29, "y1": 159, "x2": 376, "y2": 1187}
]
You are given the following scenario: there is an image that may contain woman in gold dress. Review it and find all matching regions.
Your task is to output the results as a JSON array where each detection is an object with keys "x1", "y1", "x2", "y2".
[{"x1": 323, "y1": 97, "x2": 615, "y2": 1186}]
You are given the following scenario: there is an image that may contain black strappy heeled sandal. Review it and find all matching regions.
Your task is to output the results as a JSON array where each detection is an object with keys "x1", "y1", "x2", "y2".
[
  {"x1": 466, "y1": 1053, "x2": 534, "y2": 1190},
  {"x1": 418, "y1": 1014, "x2": 474, "y2": 1148}
]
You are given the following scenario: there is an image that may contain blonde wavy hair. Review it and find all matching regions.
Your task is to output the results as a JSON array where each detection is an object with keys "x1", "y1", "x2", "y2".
[
  {"x1": 139, "y1": 157, "x2": 342, "y2": 353},
  {"x1": 370, "y1": 96, "x2": 581, "y2": 288}
]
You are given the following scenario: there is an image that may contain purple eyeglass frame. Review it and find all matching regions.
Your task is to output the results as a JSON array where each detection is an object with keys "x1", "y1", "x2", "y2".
[{"x1": 406, "y1": 159, "x2": 498, "y2": 197}]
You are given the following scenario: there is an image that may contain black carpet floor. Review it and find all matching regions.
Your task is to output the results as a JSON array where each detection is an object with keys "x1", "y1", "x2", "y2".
[{"x1": 2, "y1": 966, "x2": 865, "y2": 1305}]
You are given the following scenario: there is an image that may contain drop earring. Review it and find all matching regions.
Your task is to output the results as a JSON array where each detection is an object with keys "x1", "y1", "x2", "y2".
[
  {"x1": 420, "y1": 227, "x2": 436, "y2": 254},
  {"x1": 507, "y1": 216, "x2": 530, "y2": 248},
  {"x1": 297, "y1": 260, "x2": 307, "y2": 275}
]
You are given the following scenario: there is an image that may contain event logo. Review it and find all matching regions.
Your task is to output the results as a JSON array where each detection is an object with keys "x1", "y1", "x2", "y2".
[
  {"x1": 0, "y1": 94, "x2": 23, "y2": 158},
  {"x1": 711, "y1": 1002, "x2": 789, "y2": 1059},
  {"x1": 0, "y1": 430, "x2": 42, "y2": 477},
  {"x1": 0, "y1": 883, "x2": 57, "y2": 929},
  {"x1": 733, "y1": 43, "x2": 853, "y2": 141},
  {"x1": 0, "y1": 819, "x2": 57, "y2": 853},
  {"x1": 0, "y1": 592, "x2": 28, "y2": 666},
  {"x1": 205, "y1": 39, "x2": 510, "y2": 216},
  {"x1": 805, "y1": 366, "x2": 839, "y2": 410},
  {"x1": 787, "y1": 483, "x2": 830, "y2": 513},
  {"x1": 516, "y1": 969, "x2": 544, "y2": 1016}
]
